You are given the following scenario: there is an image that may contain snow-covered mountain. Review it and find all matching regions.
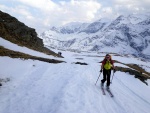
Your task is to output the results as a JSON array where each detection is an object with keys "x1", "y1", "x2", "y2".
[{"x1": 40, "y1": 14, "x2": 150, "y2": 59}]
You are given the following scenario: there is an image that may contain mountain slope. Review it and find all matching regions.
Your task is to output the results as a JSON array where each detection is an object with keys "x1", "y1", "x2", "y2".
[
  {"x1": 0, "y1": 10, "x2": 59, "y2": 57},
  {"x1": 0, "y1": 49, "x2": 150, "y2": 113},
  {"x1": 40, "y1": 13, "x2": 150, "y2": 59}
]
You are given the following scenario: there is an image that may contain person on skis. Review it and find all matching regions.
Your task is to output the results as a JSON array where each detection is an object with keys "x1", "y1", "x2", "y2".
[{"x1": 100, "y1": 54, "x2": 115, "y2": 89}]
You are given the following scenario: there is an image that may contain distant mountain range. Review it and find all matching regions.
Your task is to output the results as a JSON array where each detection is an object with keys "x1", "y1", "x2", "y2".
[{"x1": 40, "y1": 13, "x2": 150, "y2": 59}]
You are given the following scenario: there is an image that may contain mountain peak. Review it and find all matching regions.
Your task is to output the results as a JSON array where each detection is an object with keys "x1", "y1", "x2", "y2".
[{"x1": 40, "y1": 13, "x2": 150, "y2": 59}]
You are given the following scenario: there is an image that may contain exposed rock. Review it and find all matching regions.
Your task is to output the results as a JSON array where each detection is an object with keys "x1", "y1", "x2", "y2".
[
  {"x1": 115, "y1": 66, "x2": 149, "y2": 85},
  {"x1": 0, "y1": 46, "x2": 64, "y2": 64},
  {"x1": 0, "y1": 10, "x2": 59, "y2": 57},
  {"x1": 0, "y1": 83, "x2": 2, "y2": 86},
  {"x1": 74, "y1": 62, "x2": 88, "y2": 65}
]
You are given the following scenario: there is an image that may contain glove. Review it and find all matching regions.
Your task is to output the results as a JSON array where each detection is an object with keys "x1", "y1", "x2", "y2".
[
  {"x1": 100, "y1": 69, "x2": 102, "y2": 72},
  {"x1": 113, "y1": 69, "x2": 116, "y2": 73}
]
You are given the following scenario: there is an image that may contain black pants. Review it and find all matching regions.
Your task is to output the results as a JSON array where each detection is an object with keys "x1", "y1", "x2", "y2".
[{"x1": 101, "y1": 69, "x2": 111, "y2": 86}]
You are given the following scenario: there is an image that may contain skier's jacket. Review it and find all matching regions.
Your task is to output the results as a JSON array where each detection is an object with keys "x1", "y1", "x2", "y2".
[{"x1": 102, "y1": 59, "x2": 114, "y2": 70}]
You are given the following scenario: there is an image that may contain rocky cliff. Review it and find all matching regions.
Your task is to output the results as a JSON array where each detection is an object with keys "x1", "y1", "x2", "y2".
[{"x1": 0, "y1": 10, "x2": 58, "y2": 56}]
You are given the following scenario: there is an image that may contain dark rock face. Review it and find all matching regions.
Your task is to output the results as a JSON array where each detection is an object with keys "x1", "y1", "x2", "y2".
[
  {"x1": 0, "y1": 10, "x2": 58, "y2": 56},
  {"x1": 81, "y1": 22, "x2": 106, "y2": 33}
]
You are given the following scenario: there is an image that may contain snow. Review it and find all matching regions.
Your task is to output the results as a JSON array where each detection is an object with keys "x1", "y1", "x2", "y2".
[
  {"x1": 143, "y1": 45, "x2": 150, "y2": 55},
  {"x1": 0, "y1": 38, "x2": 150, "y2": 113},
  {"x1": 0, "y1": 37, "x2": 59, "y2": 60},
  {"x1": 40, "y1": 13, "x2": 150, "y2": 58}
]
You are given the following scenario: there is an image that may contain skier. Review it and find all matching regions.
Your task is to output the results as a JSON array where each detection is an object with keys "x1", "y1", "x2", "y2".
[{"x1": 100, "y1": 54, "x2": 115, "y2": 89}]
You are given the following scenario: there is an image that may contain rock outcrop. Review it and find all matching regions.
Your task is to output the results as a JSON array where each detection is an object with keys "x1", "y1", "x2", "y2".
[{"x1": 0, "y1": 10, "x2": 58, "y2": 57}]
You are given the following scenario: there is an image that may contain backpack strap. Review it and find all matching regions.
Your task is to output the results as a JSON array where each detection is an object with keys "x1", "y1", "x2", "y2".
[{"x1": 102, "y1": 59, "x2": 114, "y2": 65}]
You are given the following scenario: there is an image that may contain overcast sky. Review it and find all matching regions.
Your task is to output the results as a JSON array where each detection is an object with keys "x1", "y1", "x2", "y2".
[{"x1": 0, "y1": 0, "x2": 150, "y2": 33}]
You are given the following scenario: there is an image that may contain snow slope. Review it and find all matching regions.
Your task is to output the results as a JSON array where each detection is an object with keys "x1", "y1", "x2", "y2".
[
  {"x1": 0, "y1": 37, "x2": 61, "y2": 60},
  {"x1": 0, "y1": 39, "x2": 150, "y2": 113}
]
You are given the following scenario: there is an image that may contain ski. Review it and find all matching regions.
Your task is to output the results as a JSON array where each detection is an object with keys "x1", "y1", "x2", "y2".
[
  {"x1": 106, "y1": 89, "x2": 114, "y2": 97},
  {"x1": 101, "y1": 87, "x2": 106, "y2": 95}
]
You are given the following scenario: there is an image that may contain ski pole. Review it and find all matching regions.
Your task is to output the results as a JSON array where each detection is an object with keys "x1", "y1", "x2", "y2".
[
  {"x1": 111, "y1": 72, "x2": 115, "y2": 84},
  {"x1": 95, "y1": 72, "x2": 102, "y2": 85}
]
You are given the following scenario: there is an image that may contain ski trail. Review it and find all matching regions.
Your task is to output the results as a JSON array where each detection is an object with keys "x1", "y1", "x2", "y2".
[
  {"x1": 0, "y1": 62, "x2": 51, "y2": 113},
  {"x1": 115, "y1": 75, "x2": 150, "y2": 105},
  {"x1": 44, "y1": 64, "x2": 84, "y2": 113},
  {"x1": 91, "y1": 64, "x2": 127, "y2": 113},
  {"x1": 0, "y1": 62, "x2": 80, "y2": 113},
  {"x1": 55, "y1": 64, "x2": 104, "y2": 113},
  {"x1": 83, "y1": 63, "x2": 149, "y2": 113},
  {"x1": 112, "y1": 72, "x2": 150, "y2": 113},
  {"x1": 55, "y1": 64, "x2": 97, "y2": 113},
  {"x1": 55, "y1": 63, "x2": 127, "y2": 113},
  {"x1": 0, "y1": 56, "x2": 150, "y2": 113}
]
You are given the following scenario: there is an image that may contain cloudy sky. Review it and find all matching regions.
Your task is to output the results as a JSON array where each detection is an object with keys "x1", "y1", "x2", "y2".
[{"x1": 0, "y1": 0, "x2": 150, "y2": 33}]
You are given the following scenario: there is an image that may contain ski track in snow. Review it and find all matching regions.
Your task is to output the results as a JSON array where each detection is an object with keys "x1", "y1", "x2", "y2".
[
  {"x1": 113, "y1": 75, "x2": 150, "y2": 113},
  {"x1": 0, "y1": 52, "x2": 150, "y2": 113}
]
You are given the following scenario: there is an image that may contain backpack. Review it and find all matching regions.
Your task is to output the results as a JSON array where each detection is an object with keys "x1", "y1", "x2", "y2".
[{"x1": 102, "y1": 58, "x2": 114, "y2": 70}]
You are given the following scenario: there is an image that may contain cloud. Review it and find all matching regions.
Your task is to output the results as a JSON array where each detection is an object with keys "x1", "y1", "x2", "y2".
[
  {"x1": 113, "y1": 0, "x2": 150, "y2": 14},
  {"x1": 14, "y1": 0, "x2": 58, "y2": 11},
  {"x1": 94, "y1": 0, "x2": 150, "y2": 20},
  {"x1": 58, "y1": 0, "x2": 101, "y2": 23}
]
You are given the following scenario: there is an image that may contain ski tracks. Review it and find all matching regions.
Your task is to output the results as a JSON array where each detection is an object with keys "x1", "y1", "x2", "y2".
[
  {"x1": 1, "y1": 59, "x2": 150, "y2": 113},
  {"x1": 0, "y1": 62, "x2": 51, "y2": 113},
  {"x1": 55, "y1": 63, "x2": 104, "y2": 113},
  {"x1": 54, "y1": 64, "x2": 97, "y2": 113},
  {"x1": 113, "y1": 73, "x2": 150, "y2": 113},
  {"x1": 92, "y1": 66, "x2": 150, "y2": 113}
]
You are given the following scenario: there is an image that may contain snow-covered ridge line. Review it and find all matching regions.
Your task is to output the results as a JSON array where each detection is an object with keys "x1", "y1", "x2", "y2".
[{"x1": 40, "y1": 13, "x2": 150, "y2": 60}]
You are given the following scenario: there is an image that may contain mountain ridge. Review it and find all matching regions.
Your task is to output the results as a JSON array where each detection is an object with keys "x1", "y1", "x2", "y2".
[
  {"x1": 0, "y1": 10, "x2": 59, "y2": 57},
  {"x1": 40, "y1": 13, "x2": 150, "y2": 60}
]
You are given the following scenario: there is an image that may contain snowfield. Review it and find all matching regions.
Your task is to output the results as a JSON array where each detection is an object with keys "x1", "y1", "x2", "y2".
[{"x1": 0, "y1": 38, "x2": 150, "y2": 113}]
